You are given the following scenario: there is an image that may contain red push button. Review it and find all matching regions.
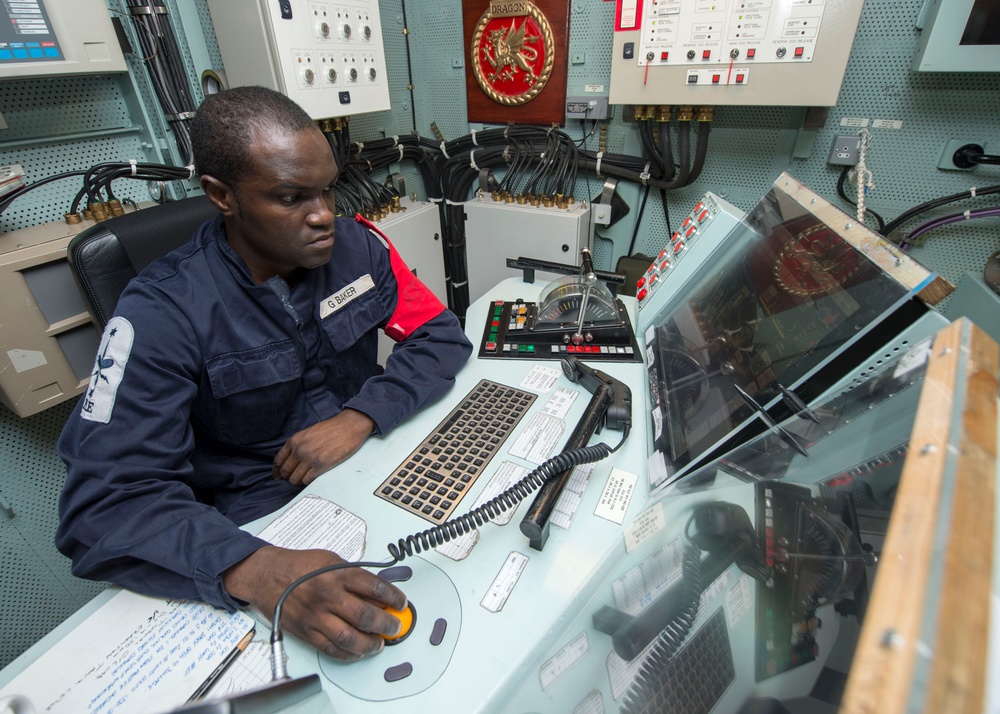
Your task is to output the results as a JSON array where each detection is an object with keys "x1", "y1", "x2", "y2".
[
  {"x1": 658, "y1": 248, "x2": 668, "y2": 260},
  {"x1": 637, "y1": 288, "x2": 648, "y2": 301},
  {"x1": 660, "y1": 51, "x2": 669, "y2": 61},
  {"x1": 794, "y1": 47, "x2": 804, "y2": 57},
  {"x1": 712, "y1": 74, "x2": 720, "y2": 84},
  {"x1": 736, "y1": 73, "x2": 745, "y2": 83},
  {"x1": 698, "y1": 209, "x2": 710, "y2": 222},
  {"x1": 693, "y1": 201, "x2": 703, "y2": 213},
  {"x1": 702, "y1": 50, "x2": 711, "y2": 60},
  {"x1": 659, "y1": 259, "x2": 670, "y2": 271},
  {"x1": 685, "y1": 225, "x2": 697, "y2": 238},
  {"x1": 485, "y1": 342, "x2": 497, "y2": 352},
  {"x1": 636, "y1": 276, "x2": 646, "y2": 289},
  {"x1": 673, "y1": 241, "x2": 686, "y2": 253},
  {"x1": 681, "y1": 216, "x2": 693, "y2": 228},
  {"x1": 671, "y1": 231, "x2": 682, "y2": 243},
  {"x1": 747, "y1": 48, "x2": 756, "y2": 59}
]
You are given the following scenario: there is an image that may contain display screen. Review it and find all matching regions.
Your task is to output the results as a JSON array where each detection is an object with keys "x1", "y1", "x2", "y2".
[
  {"x1": 645, "y1": 177, "x2": 920, "y2": 490},
  {"x1": 0, "y1": 0, "x2": 63, "y2": 65},
  {"x1": 961, "y1": 0, "x2": 1000, "y2": 46}
]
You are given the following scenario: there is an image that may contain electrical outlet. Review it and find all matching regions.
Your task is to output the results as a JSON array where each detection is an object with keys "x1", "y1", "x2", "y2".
[
  {"x1": 566, "y1": 95, "x2": 608, "y2": 120},
  {"x1": 827, "y1": 135, "x2": 860, "y2": 166},
  {"x1": 937, "y1": 139, "x2": 987, "y2": 170}
]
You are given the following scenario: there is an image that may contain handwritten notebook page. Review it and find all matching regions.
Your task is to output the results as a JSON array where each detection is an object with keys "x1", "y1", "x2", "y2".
[{"x1": 0, "y1": 590, "x2": 253, "y2": 713}]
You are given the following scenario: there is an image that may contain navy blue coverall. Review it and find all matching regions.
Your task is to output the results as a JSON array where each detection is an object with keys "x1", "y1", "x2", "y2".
[{"x1": 56, "y1": 214, "x2": 472, "y2": 609}]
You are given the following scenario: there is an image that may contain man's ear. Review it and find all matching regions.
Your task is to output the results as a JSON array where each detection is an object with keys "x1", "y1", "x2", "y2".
[{"x1": 200, "y1": 175, "x2": 237, "y2": 216}]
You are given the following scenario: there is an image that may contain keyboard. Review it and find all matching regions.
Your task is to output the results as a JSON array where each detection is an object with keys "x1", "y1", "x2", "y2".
[
  {"x1": 622, "y1": 608, "x2": 735, "y2": 714},
  {"x1": 374, "y1": 379, "x2": 537, "y2": 523}
]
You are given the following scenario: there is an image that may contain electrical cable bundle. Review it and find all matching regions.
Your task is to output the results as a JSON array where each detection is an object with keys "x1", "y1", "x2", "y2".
[
  {"x1": 122, "y1": 0, "x2": 198, "y2": 165},
  {"x1": 0, "y1": 161, "x2": 191, "y2": 219},
  {"x1": 71, "y1": 161, "x2": 192, "y2": 216},
  {"x1": 880, "y1": 184, "x2": 1000, "y2": 237},
  {"x1": 897, "y1": 205, "x2": 1000, "y2": 250}
]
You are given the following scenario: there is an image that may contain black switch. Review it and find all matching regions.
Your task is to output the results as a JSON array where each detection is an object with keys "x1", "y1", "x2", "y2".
[
  {"x1": 278, "y1": 0, "x2": 292, "y2": 19},
  {"x1": 623, "y1": 42, "x2": 634, "y2": 60},
  {"x1": 339, "y1": 91, "x2": 351, "y2": 104}
]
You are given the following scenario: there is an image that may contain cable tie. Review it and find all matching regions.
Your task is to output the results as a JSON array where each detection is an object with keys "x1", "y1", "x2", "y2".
[
  {"x1": 428, "y1": 196, "x2": 443, "y2": 203},
  {"x1": 470, "y1": 150, "x2": 480, "y2": 172},
  {"x1": 445, "y1": 198, "x2": 463, "y2": 205},
  {"x1": 164, "y1": 111, "x2": 196, "y2": 122},
  {"x1": 639, "y1": 162, "x2": 651, "y2": 185},
  {"x1": 470, "y1": 129, "x2": 479, "y2": 146},
  {"x1": 964, "y1": 209, "x2": 972, "y2": 220},
  {"x1": 353, "y1": 141, "x2": 364, "y2": 158},
  {"x1": 392, "y1": 135, "x2": 400, "y2": 146},
  {"x1": 595, "y1": 151, "x2": 604, "y2": 177},
  {"x1": 452, "y1": 279, "x2": 468, "y2": 288},
  {"x1": 970, "y1": 186, "x2": 977, "y2": 198},
  {"x1": 185, "y1": 164, "x2": 195, "y2": 179},
  {"x1": 504, "y1": 124, "x2": 512, "y2": 139},
  {"x1": 129, "y1": 159, "x2": 138, "y2": 177},
  {"x1": 503, "y1": 145, "x2": 511, "y2": 162},
  {"x1": 397, "y1": 145, "x2": 404, "y2": 162}
]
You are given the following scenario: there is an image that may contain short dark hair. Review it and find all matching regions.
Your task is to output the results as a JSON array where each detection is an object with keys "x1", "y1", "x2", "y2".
[{"x1": 190, "y1": 86, "x2": 318, "y2": 187}]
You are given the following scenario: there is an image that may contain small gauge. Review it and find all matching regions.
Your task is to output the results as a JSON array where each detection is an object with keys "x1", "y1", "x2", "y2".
[{"x1": 535, "y1": 276, "x2": 621, "y2": 326}]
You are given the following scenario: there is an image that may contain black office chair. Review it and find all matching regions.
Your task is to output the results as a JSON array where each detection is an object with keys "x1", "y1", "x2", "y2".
[{"x1": 67, "y1": 195, "x2": 218, "y2": 330}]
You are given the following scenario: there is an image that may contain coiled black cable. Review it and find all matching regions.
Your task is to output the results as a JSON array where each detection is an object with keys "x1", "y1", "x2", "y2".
[
  {"x1": 269, "y1": 440, "x2": 621, "y2": 676},
  {"x1": 620, "y1": 545, "x2": 702, "y2": 714},
  {"x1": 387, "y1": 443, "x2": 613, "y2": 561}
]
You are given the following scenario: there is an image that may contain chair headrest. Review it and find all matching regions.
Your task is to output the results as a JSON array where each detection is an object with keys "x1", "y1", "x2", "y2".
[{"x1": 67, "y1": 196, "x2": 218, "y2": 329}]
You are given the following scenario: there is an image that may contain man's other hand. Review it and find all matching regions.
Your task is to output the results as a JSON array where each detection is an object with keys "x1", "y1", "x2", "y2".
[
  {"x1": 273, "y1": 408, "x2": 375, "y2": 486},
  {"x1": 223, "y1": 546, "x2": 406, "y2": 661}
]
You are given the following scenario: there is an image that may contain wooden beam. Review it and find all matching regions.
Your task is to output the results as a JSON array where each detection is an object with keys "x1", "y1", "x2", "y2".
[{"x1": 840, "y1": 319, "x2": 997, "y2": 714}]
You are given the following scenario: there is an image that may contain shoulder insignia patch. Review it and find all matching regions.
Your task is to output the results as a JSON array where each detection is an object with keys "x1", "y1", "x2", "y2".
[{"x1": 80, "y1": 316, "x2": 134, "y2": 424}]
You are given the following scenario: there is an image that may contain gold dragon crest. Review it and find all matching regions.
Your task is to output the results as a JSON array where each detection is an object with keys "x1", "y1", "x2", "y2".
[{"x1": 471, "y1": 1, "x2": 554, "y2": 105}]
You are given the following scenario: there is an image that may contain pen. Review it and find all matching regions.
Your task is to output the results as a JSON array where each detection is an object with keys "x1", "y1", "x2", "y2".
[{"x1": 186, "y1": 629, "x2": 255, "y2": 702}]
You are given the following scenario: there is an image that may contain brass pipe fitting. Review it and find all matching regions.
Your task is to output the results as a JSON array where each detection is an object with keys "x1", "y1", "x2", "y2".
[{"x1": 674, "y1": 105, "x2": 694, "y2": 122}]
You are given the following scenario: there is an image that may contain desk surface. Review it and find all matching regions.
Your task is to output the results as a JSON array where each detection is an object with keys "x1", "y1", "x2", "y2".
[{"x1": 7, "y1": 277, "x2": 993, "y2": 714}]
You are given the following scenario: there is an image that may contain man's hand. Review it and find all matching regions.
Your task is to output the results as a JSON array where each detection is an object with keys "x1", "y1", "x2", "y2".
[
  {"x1": 223, "y1": 546, "x2": 406, "y2": 661},
  {"x1": 273, "y1": 408, "x2": 375, "y2": 486}
]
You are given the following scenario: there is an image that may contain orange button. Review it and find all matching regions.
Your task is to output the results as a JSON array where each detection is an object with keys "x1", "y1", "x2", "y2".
[{"x1": 382, "y1": 603, "x2": 415, "y2": 643}]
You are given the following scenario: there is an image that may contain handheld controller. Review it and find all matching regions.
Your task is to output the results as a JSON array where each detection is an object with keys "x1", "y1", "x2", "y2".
[{"x1": 560, "y1": 356, "x2": 633, "y2": 432}]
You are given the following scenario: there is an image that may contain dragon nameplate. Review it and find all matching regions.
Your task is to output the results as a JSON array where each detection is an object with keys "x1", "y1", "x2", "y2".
[
  {"x1": 463, "y1": 0, "x2": 570, "y2": 125},
  {"x1": 471, "y1": 1, "x2": 553, "y2": 106}
]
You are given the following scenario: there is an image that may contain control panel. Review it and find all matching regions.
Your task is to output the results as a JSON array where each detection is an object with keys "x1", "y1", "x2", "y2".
[
  {"x1": 634, "y1": 191, "x2": 748, "y2": 336},
  {"x1": 609, "y1": 0, "x2": 864, "y2": 106},
  {"x1": 206, "y1": 0, "x2": 390, "y2": 119}
]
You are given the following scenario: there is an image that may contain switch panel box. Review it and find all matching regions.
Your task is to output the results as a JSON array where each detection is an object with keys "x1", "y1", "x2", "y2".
[
  {"x1": 206, "y1": 0, "x2": 390, "y2": 119},
  {"x1": 565, "y1": 96, "x2": 609, "y2": 120}
]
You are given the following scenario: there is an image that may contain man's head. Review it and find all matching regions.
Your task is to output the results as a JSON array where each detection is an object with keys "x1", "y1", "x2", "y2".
[
  {"x1": 191, "y1": 87, "x2": 340, "y2": 284},
  {"x1": 191, "y1": 85, "x2": 317, "y2": 192}
]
